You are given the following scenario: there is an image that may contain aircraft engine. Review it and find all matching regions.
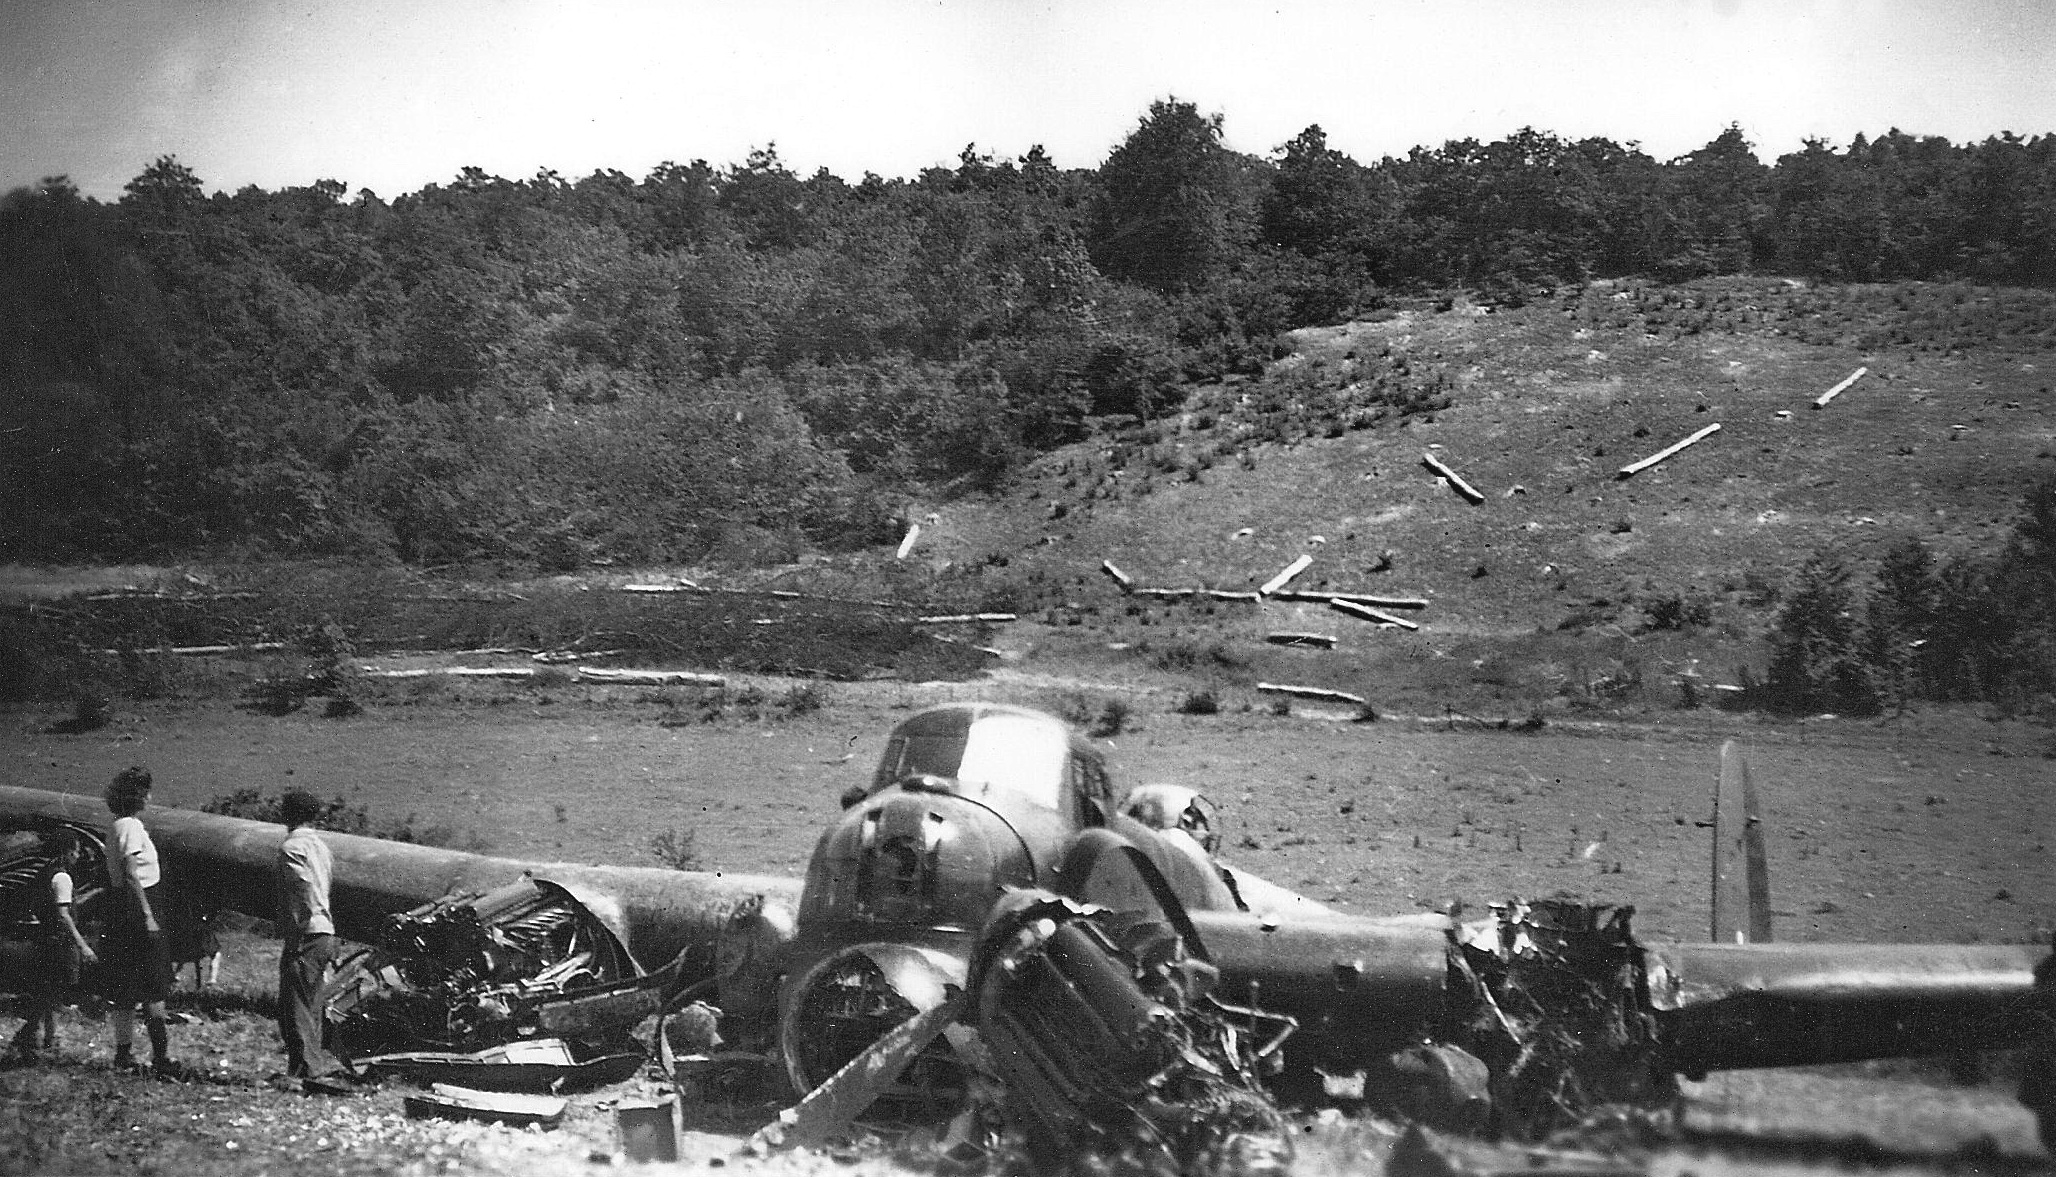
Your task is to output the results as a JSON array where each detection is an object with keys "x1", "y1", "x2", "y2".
[
  {"x1": 795, "y1": 779, "x2": 1043, "y2": 939},
  {"x1": 777, "y1": 778, "x2": 1049, "y2": 1110},
  {"x1": 967, "y1": 892, "x2": 1293, "y2": 1177},
  {"x1": 778, "y1": 941, "x2": 967, "y2": 1118}
]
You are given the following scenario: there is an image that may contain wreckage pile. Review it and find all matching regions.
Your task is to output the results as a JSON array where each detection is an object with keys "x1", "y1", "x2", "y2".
[
  {"x1": 969, "y1": 895, "x2": 1295, "y2": 1177},
  {"x1": 323, "y1": 879, "x2": 647, "y2": 1061},
  {"x1": 1444, "y1": 899, "x2": 1673, "y2": 1138}
]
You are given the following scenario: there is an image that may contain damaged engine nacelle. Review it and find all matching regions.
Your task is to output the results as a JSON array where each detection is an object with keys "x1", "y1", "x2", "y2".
[
  {"x1": 323, "y1": 877, "x2": 647, "y2": 1058},
  {"x1": 968, "y1": 893, "x2": 1294, "y2": 1177},
  {"x1": 1441, "y1": 899, "x2": 1672, "y2": 1138}
]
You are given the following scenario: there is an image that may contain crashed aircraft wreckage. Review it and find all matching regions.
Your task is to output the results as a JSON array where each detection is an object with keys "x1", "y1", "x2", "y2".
[{"x1": 2, "y1": 702, "x2": 2054, "y2": 1165}]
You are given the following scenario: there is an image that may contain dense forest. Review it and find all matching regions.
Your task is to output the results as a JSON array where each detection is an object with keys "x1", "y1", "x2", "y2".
[{"x1": 5, "y1": 100, "x2": 2054, "y2": 567}]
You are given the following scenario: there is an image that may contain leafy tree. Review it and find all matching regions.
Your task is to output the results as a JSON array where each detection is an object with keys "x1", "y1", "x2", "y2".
[
  {"x1": 719, "y1": 145, "x2": 827, "y2": 251},
  {"x1": 1088, "y1": 99, "x2": 1259, "y2": 292},
  {"x1": 1663, "y1": 126, "x2": 1768, "y2": 276},
  {"x1": 1261, "y1": 125, "x2": 1388, "y2": 258}
]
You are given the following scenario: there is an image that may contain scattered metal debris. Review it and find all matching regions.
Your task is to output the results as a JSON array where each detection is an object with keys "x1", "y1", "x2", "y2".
[
  {"x1": 1444, "y1": 899, "x2": 1672, "y2": 1139},
  {"x1": 403, "y1": 1083, "x2": 567, "y2": 1128},
  {"x1": 616, "y1": 1097, "x2": 682, "y2": 1161},
  {"x1": 359, "y1": 1037, "x2": 643, "y2": 1094}
]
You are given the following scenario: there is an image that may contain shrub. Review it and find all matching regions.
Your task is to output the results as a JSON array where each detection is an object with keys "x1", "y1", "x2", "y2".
[
  {"x1": 1088, "y1": 697, "x2": 1131, "y2": 738},
  {"x1": 776, "y1": 683, "x2": 827, "y2": 717},
  {"x1": 1148, "y1": 639, "x2": 1245, "y2": 675},
  {"x1": 201, "y1": 788, "x2": 487, "y2": 851},
  {"x1": 1174, "y1": 688, "x2": 1220, "y2": 715},
  {"x1": 70, "y1": 692, "x2": 111, "y2": 731},
  {"x1": 1638, "y1": 590, "x2": 1714, "y2": 633},
  {"x1": 246, "y1": 673, "x2": 310, "y2": 716},
  {"x1": 648, "y1": 827, "x2": 701, "y2": 871},
  {"x1": 1042, "y1": 689, "x2": 1131, "y2": 737}
]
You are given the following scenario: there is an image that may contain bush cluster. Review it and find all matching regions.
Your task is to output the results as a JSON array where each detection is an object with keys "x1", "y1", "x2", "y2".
[
  {"x1": 1759, "y1": 480, "x2": 2056, "y2": 717},
  {"x1": 200, "y1": 787, "x2": 487, "y2": 851}
]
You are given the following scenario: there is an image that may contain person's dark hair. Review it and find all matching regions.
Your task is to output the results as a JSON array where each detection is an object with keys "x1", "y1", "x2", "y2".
[
  {"x1": 39, "y1": 831, "x2": 80, "y2": 876},
  {"x1": 105, "y1": 766, "x2": 152, "y2": 816},
  {"x1": 42, "y1": 828, "x2": 80, "y2": 866},
  {"x1": 279, "y1": 789, "x2": 324, "y2": 828}
]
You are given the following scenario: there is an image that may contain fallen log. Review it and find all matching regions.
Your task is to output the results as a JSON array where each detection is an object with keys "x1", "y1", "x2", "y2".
[
  {"x1": 84, "y1": 590, "x2": 258, "y2": 602},
  {"x1": 1100, "y1": 560, "x2": 1134, "y2": 593},
  {"x1": 896, "y1": 524, "x2": 922, "y2": 560},
  {"x1": 1131, "y1": 587, "x2": 1198, "y2": 600},
  {"x1": 1259, "y1": 554, "x2": 1315, "y2": 596},
  {"x1": 1329, "y1": 598, "x2": 1422, "y2": 630},
  {"x1": 1273, "y1": 589, "x2": 1429, "y2": 610},
  {"x1": 1257, "y1": 682, "x2": 1367, "y2": 707},
  {"x1": 1812, "y1": 366, "x2": 1868, "y2": 410},
  {"x1": 1266, "y1": 632, "x2": 1337, "y2": 649},
  {"x1": 915, "y1": 613, "x2": 1018, "y2": 624},
  {"x1": 359, "y1": 667, "x2": 537, "y2": 680},
  {"x1": 97, "y1": 642, "x2": 286, "y2": 657},
  {"x1": 576, "y1": 667, "x2": 725, "y2": 687},
  {"x1": 1205, "y1": 590, "x2": 1263, "y2": 602},
  {"x1": 1616, "y1": 423, "x2": 1721, "y2": 479},
  {"x1": 1421, "y1": 451, "x2": 1486, "y2": 504},
  {"x1": 532, "y1": 649, "x2": 626, "y2": 664}
]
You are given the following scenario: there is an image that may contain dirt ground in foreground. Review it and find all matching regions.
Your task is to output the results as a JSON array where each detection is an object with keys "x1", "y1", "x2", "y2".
[{"x1": 1, "y1": 679, "x2": 2052, "y2": 1175}]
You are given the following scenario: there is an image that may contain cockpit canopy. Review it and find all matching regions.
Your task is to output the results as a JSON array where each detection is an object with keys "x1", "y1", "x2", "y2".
[{"x1": 864, "y1": 703, "x2": 1113, "y2": 829}]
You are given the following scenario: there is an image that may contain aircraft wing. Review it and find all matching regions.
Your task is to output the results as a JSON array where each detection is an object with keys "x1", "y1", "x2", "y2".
[{"x1": 0, "y1": 785, "x2": 800, "y2": 982}]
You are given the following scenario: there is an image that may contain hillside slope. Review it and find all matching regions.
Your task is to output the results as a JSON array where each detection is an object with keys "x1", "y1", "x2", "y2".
[{"x1": 904, "y1": 279, "x2": 2056, "y2": 714}]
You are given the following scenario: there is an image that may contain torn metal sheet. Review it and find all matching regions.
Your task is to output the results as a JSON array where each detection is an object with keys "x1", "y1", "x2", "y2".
[
  {"x1": 748, "y1": 999, "x2": 961, "y2": 1154},
  {"x1": 403, "y1": 1083, "x2": 567, "y2": 1128},
  {"x1": 360, "y1": 1037, "x2": 643, "y2": 1094}
]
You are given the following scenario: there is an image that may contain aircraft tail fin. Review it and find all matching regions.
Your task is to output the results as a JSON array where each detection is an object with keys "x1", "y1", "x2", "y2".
[{"x1": 1710, "y1": 740, "x2": 1773, "y2": 944}]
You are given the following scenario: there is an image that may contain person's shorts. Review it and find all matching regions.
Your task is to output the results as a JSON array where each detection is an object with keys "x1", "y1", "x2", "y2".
[
  {"x1": 32, "y1": 937, "x2": 81, "y2": 993},
  {"x1": 102, "y1": 907, "x2": 172, "y2": 1003}
]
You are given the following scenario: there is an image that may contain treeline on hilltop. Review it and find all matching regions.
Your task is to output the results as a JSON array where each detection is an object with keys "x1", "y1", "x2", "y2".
[{"x1": 4, "y1": 99, "x2": 2054, "y2": 567}]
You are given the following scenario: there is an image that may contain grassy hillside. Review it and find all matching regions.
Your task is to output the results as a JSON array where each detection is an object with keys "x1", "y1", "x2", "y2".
[
  {"x1": 904, "y1": 278, "x2": 2056, "y2": 718},
  {"x1": 8, "y1": 278, "x2": 2051, "y2": 726}
]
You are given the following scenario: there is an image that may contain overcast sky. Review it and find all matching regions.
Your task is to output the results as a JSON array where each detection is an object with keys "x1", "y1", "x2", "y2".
[{"x1": 4, "y1": 0, "x2": 2053, "y2": 202}]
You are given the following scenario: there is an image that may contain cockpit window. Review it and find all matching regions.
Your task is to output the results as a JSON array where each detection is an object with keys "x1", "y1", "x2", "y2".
[{"x1": 890, "y1": 714, "x2": 1069, "y2": 811}]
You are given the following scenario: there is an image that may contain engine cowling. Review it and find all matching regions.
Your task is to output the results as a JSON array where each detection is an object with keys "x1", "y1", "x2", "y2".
[{"x1": 777, "y1": 779, "x2": 1056, "y2": 1102}]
